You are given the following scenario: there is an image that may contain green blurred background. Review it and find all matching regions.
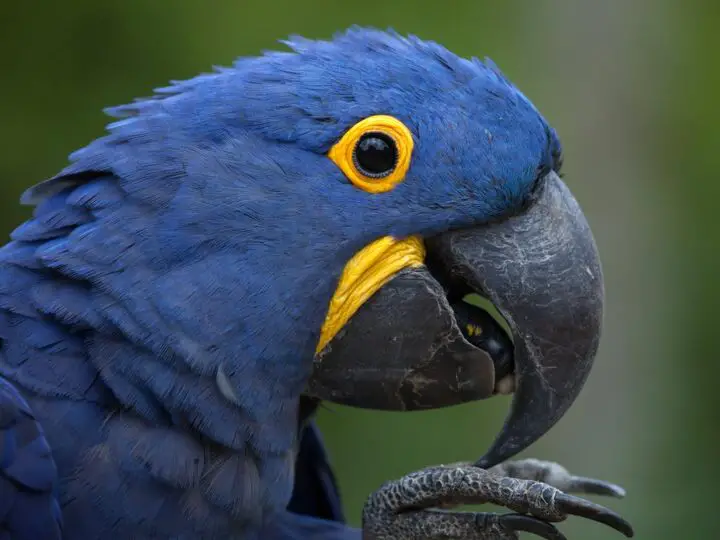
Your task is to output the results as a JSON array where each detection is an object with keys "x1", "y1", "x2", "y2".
[{"x1": 1, "y1": 1, "x2": 715, "y2": 538}]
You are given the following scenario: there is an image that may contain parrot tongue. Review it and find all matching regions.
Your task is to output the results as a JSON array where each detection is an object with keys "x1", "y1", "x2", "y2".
[{"x1": 307, "y1": 172, "x2": 604, "y2": 468}]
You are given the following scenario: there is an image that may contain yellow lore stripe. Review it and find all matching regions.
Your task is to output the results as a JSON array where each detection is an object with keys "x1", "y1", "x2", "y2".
[{"x1": 316, "y1": 235, "x2": 426, "y2": 354}]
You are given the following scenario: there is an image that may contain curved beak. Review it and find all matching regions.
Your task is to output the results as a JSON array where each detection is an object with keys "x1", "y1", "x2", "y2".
[
  {"x1": 427, "y1": 173, "x2": 604, "y2": 467},
  {"x1": 306, "y1": 172, "x2": 604, "y2": 467}
]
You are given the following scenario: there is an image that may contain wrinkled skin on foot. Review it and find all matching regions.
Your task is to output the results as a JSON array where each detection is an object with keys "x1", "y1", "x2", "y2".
[{"x1": 362, "y1": 459, "x2": 634, "y2": 540}]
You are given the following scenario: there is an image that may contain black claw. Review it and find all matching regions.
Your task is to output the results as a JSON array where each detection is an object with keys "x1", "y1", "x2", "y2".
[
  {"x1": 499, "y1": 513, "x2": 567, "y2": 540},
  {"x1": 556, "y1": 493, "x2": 635, "y2": 537},
  {"x1": 570, "y1": 476, "x2": 626, "y2": 498}
]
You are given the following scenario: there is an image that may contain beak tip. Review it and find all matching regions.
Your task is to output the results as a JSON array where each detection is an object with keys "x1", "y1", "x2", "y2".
[{"x1": 473, "y1": 454, "x2": 502, "y2": 470}]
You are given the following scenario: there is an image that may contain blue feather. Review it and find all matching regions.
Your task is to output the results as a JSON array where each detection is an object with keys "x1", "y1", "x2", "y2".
[{"x1": 0, "y1": 376, "x2": 62, "y2": 539}]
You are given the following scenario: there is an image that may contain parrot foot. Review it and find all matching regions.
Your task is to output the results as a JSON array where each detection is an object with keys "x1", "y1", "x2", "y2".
[{"x1": 361, "y1": 459, "x2": 633, "y2": 540}]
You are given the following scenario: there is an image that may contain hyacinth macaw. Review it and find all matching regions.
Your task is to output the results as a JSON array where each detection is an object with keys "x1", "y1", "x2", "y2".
[{"x1": 0, "y1": 28, "x2": 634, "y2": 540}]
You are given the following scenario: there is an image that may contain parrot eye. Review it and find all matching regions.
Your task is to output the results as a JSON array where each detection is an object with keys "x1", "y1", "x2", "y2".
[
  {"x1": 353, "y1": 132, "x2": 397, "y2": 178},
  {"x1": 328, "y1": 115, "x2": 414, "y2": 193}
]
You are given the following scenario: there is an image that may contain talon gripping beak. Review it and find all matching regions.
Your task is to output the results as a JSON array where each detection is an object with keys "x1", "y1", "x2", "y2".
[{"x1": 307, "y1": 172, "x2": 604, "y2": 468}]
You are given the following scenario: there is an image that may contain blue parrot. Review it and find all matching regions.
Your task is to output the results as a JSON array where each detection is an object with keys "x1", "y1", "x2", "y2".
[{"x1": 0, "y1": 28, "x2": 634, "y2": 540}]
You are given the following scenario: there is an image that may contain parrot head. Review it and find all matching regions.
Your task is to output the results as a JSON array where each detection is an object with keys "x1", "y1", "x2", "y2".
[
  {"x1": 287, "y1": 29, "x2": 603, "y2": 468},
  {"x1": 22, "y1": 28, "x2": 602, "y2": 470}
]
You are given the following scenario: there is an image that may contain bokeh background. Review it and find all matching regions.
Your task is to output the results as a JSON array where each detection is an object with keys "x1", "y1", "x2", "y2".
[{"x1": 1, "y1": 1, "x2": 716, "y2": 538}]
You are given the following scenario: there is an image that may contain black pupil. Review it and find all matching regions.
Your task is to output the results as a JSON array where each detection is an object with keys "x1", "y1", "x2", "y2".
[{"x1": 353, "y1": 132, "x2": 397, "y2": 178}]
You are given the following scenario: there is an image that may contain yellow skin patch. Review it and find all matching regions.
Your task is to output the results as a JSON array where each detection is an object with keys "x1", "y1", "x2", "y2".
[
  {"x1": 316, "y1": 235, "x2": 425, "y2": 354},
  {"x1": 327, "y1": 114, "x2": 414, "y2": 194}
]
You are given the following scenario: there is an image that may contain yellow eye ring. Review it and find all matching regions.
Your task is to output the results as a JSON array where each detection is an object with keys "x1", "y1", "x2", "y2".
[{"x1": 328, "y1": 115, "x2": 414, "y2": 193}]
